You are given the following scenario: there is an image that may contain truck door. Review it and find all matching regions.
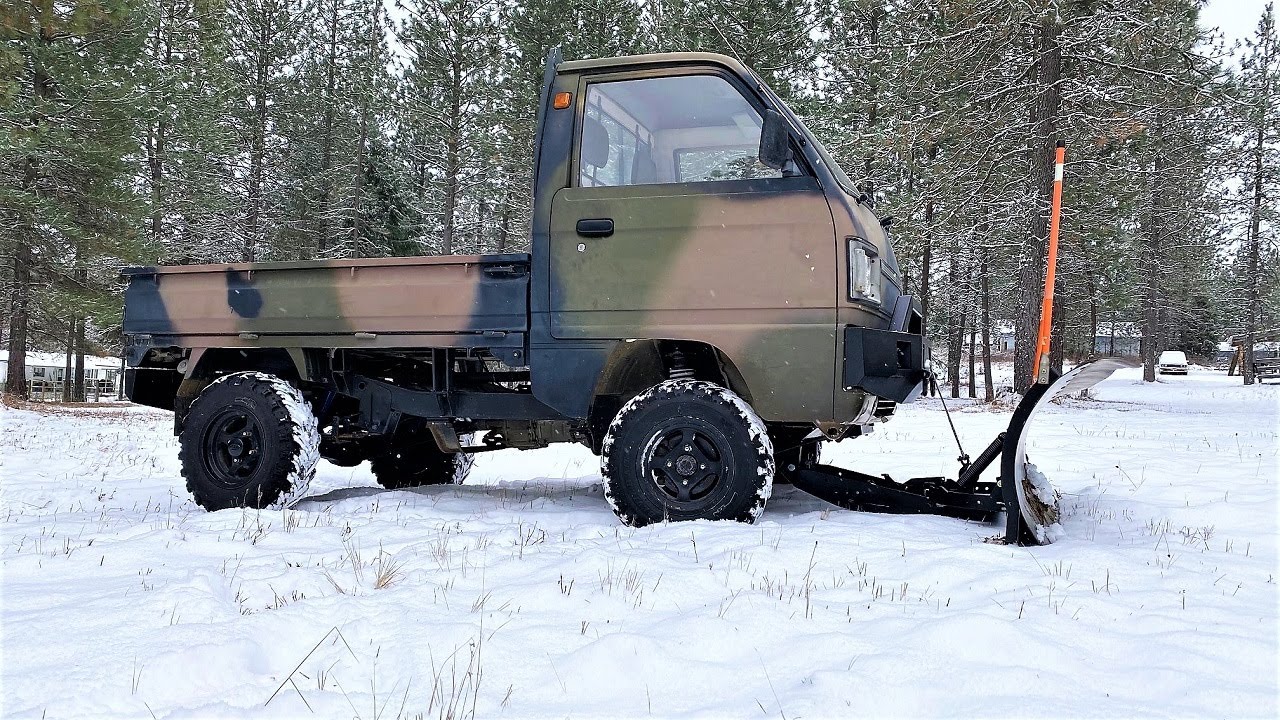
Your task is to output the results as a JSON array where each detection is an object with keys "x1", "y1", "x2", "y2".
[{"x1": 547, "y1": 69, "x2": 838, "y2": 420}]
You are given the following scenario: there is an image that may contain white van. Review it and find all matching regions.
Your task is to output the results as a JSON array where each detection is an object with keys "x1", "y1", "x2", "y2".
[{"x1": 1157, "y1": 350, "x2": 1189, "y2": 375}]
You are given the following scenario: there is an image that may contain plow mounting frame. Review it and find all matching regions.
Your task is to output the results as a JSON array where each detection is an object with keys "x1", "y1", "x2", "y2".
[{"x1": 789, "y1": 359, "x2": 1127, "y2": 546}]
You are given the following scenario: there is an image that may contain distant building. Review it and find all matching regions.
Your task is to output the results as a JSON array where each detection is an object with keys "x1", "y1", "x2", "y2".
[
  {"x1": 0, "y1": 351, "x2": 122, "y2": 400},
  {"x1": 992, "y1": 322, "x2": 1015, "y2": 352},
  {"x1": 987, "y1": 322, "x2": 1141, "y2": 357},
  {"x1": 1092, "y1": 322, "x2": 1142, "y2": 356}
]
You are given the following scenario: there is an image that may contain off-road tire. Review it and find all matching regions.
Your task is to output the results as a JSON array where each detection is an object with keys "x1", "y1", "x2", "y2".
[
  {"x1": 601, "y1": 380, "x2": 774, "y2": 526},
  {"x1": 370, "y1": 434, "x2": 474, "y2": 490},
  {"x1": 179, "y1": 372, "x2": 320, "y2": 511}
]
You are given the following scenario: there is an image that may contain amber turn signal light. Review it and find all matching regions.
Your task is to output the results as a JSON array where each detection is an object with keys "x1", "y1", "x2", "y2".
[{"x1": 552, "y1": 92, "x2": 572, "y2": 109}]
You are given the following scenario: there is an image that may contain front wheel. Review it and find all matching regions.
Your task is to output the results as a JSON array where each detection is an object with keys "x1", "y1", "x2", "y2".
[
  {"x1": 179, "y1": 372, "x2": 320, "y2": 511},
  {"x1": 601, "y1": 380, "x2": 774, "y2": 526}
]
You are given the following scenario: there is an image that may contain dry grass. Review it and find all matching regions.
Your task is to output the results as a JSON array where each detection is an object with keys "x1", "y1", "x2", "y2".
[
  {"x1": 373, "y1": 553, "x2": 406, "y2": 590},
  {"x1": 1, "y1": 393, "x2": 134, "y2": 415}
]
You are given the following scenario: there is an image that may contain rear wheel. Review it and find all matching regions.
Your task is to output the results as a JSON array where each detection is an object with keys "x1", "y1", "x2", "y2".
[
  {"x1": 370, "y1": 427, "x2": 473, "y2": 489},
  {"x1": 601, "y1": 380, "x2": 774, "y2": 526},
  {"x1": 179, "y1": 372, "x2": 319, "y2": 511}
]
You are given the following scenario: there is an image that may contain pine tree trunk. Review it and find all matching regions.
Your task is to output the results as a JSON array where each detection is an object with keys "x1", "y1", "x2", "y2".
[
  {"x1": 861, "y1": 9, "x2": 881, "y2": 191},
  {"x1": 441, "y1": 57, "x2": 463, "y2": 256},
  {"x1": 5, "y1": 240, "x2": 31, "y2": 398},
  {"x1": 1050, "y1": 298, "x2": 1066, "y2": 373},
  {"x1": 1242, "y1": 78, "x2": 1268, "y2": 385},
  {"x1": 1014, "y1": 13, "x2": 1061, "y2": 391},
  {"x1": 353, "y1": 12, "x2": 373, "y2": 255},
  {"x1": 947, "y1": 248, "x2": 963, "y2": 398},
  {"x1": 1140, "y1": 124, "x2": 1166, "y2": 383},
  {"x1": 74, "y1": 316, "x2": 86, "y2": 402},
  {"x1": 497, "y1": 192, "x2": 511, "y2": 253},
  {"x1": 148, "y1": 120, "x2": 166, "y2": 245},
  {"x1": 1088, "y1": 288, "x2": 1098, "y2": 359},
  {"x1": 62, "y1": 322, "x2": 74, "y2": 403},
  {"x1": 968, "y1": 326, "x2": 977, "y2": 398},
  {"x1": 147, "y1": 11, "x2": 168, "y2": 247},
  {"x1": 965, "y1": 255, "x2": 976, "y2": 398},
  {"x1": 317, "y1": 0, "x2": 341, "y2": 256},
  {"x1": 981, "y1": 249, "x2": 994, "y2": 402},
  {"x1": 1078, "y1": 237, "x2": 1099, "y2": 359},
  {"x1": 6, "y1": 15, "x2": 54, "y2": 400},
  {"x1": 920, "y1": 198, "x2": 933, "y2": 333},
  {"x1": 245, "y1": 24, "x2": 271, "y2": 263}
]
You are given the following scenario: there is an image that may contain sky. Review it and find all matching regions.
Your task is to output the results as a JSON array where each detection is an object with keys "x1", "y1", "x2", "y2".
[{"x1": 1202, "y1": 0, "x2": 1272, "y2": 48}]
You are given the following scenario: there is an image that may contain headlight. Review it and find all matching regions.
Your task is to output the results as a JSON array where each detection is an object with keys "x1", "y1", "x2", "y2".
[{"x1": 847, "y1": 238, "x2": 881, "y2": 304}]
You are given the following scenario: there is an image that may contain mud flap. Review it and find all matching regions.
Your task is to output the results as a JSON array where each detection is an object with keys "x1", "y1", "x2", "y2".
[{"x1": 1002, "y1": 359, "x2": 1129, "y2": 545}]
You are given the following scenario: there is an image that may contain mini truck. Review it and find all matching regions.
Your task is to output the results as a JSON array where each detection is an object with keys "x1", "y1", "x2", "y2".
[{"x1": 122, "y1": 49, "x2": 1113, "y2": 544}]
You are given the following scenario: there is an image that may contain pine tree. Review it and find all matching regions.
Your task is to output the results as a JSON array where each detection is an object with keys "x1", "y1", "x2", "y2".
[
  {"x1": 225, "y1": 0, "x2": 304, "y2": 262},
  {"x1": 357, "y1": 137, "x2": 417, "y2": 256},
  {"x1": 1233, "y1": 3, "x2": 1279, "y2": 384},
  {"x1": 139, "y1": 0, "x2": 239, "y2": 265},
  {"x1": 397, "y1": 0, "x2": 500, "y2": 255},
  {"x1": 2, "y1": 0, "x2": 148, "y2": 399}
]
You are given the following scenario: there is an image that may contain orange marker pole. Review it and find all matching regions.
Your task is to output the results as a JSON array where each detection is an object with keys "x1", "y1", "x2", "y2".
[{"x1": 1032, "y1": 140, "x2": 1066, "y2": 386}]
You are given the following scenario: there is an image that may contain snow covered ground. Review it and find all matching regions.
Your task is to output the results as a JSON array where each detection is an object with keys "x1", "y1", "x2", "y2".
[{"x1": 1, "y1": 367, "x2": 1276, "y2": 719}]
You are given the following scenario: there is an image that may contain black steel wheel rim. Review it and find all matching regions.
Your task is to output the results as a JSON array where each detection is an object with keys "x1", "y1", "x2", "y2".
[
  {"x1": 202, "y1": 406, "x2": 265, "y2": 487},
  {"x1": 641, "y1": 418, "x2": 734, "y2": 506}
]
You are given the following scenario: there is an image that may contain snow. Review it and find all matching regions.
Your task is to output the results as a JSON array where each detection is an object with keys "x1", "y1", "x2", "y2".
[
  {"x1": 1, "y1": 367, "x2": 1276, "y2": 718},
  {"x1": 1025, "y1": 464, "x2": 1056, "y2": 505},
  {"x1": 245, "y1": 372, "x2": 320, "y2": 509},
  {"x1": 1023, "y1": 463, "x2": 1066, "y2": 544}
]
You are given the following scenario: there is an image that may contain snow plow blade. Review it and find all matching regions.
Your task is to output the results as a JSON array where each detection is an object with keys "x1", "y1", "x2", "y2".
[
  {"x1": 789, "y1": 359, "x2": 1128, "y2": 546},
  {"x1": 999, "y1": 358, "x2": 1129, "y2": 544}
]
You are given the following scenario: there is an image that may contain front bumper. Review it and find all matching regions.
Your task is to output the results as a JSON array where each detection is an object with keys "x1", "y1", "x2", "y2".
[{"x1": 841, "y1": 325, "x2": 927, "y2": 403}]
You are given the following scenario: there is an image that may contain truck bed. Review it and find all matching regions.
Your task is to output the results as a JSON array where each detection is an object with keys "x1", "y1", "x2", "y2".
[{"x1": 122, "y1": 254, "x2": 530, "y2": 347}]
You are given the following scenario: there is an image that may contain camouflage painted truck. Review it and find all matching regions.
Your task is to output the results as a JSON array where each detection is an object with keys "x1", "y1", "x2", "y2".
[{"x1": 123, "y1": 50, "x2": 1117, "y2": 545}]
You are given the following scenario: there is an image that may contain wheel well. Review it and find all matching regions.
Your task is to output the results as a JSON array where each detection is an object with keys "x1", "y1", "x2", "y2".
[
  {"x1": 174, "y1": 348, "x2": 308, "y2": 432},
  {"x1": 586, "y1": 340, "x2": 753, "y2": 452},
  {"x1": 188, "y1": 348, "x2": 304, "y2": 383}
]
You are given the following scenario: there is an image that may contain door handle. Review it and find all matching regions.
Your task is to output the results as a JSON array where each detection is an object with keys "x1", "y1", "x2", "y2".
[{"x1": 576, "y1": 218, "x2": 614, "y2": 237}]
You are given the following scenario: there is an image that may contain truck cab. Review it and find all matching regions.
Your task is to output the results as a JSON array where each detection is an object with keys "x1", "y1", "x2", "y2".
[
  {"x1": 122, "y1": 50, "x2": 927, "y2": 525},
  {"x1": 528, "y1": 51, "x2": 923, "y2": 429}
]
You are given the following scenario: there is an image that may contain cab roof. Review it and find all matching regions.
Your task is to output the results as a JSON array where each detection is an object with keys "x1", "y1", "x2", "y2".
[{"x1": 558, "y1": 52, "x2": 753, "y2": 78}]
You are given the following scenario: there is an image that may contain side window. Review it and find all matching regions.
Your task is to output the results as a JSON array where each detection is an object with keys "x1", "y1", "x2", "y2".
[{"x1": 578, "y1": 74, "x2": 783, "y2": 187}]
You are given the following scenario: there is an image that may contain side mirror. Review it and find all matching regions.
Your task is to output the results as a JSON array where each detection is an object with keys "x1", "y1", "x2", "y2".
[{"x1": 758, "y1": 109, "x2": 792, "y2": 170}]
